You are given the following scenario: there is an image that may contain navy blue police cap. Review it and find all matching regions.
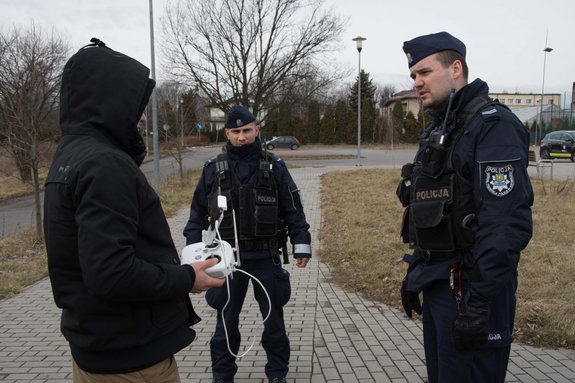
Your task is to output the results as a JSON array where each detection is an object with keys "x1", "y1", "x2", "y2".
[
  {"x1": 402, "y1": 31, "x2": 466, "y2": 68},
  {"x1": 225, "y1": 105, "x2": 256, "y2": 129}
]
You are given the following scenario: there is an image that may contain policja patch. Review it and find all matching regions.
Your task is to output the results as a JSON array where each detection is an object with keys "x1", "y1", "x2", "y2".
[{"x1": 485, "y1": 164, "x2": 515, "y2": 197}]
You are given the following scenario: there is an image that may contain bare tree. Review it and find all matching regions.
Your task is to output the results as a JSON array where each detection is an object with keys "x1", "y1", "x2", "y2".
[
  {"x1": 0, "y1": 23, "x2": 69, "y2": 240},
  {"x1": 162, "y1": 0, "x2": 346, "y2": 118}
]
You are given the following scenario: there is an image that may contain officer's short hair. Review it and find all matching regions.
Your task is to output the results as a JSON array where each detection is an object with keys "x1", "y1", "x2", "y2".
[{"x1": 435, "y1": 50, "x2": 469, "y2": 81}]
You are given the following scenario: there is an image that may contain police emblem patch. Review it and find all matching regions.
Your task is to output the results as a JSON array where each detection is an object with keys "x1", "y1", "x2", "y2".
[{"x1": 485, "y1": 165, "x2": 515, "y2": 197}]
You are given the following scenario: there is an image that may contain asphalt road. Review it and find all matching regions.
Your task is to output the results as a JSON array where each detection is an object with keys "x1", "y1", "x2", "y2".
[{"x1": 1, "y1": 145, "x2": 573, "y2": 238}]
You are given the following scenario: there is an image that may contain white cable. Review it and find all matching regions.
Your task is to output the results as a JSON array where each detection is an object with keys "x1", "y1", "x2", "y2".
[
  {"x1": 220, "y1": 268, "x2": 272, "y2": 358},
  {"x1": 213, "y1": 210, "x2": 273, "y2": 358}
]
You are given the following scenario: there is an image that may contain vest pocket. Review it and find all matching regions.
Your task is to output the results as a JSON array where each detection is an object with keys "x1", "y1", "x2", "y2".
[
  {"x1": 252, "y1": 188, "x2": 278, "y2": 237},
  {"x1": 411, "y1": 200, "x2": 455, "y2": 252}
]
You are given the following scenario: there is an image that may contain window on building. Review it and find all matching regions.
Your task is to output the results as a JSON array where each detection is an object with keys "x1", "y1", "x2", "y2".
[
  {"x1": 515, "y1": 99, "x2": 522, "y2": 104},
  {"x1": 526, "y1": 99, "x2": 532, "y2": 104},
  {"x1": 507, "y1": 98, "x2": 513, "y2": 104}
]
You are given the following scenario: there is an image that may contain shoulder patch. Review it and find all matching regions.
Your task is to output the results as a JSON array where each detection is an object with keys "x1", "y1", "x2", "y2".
[
  {"x1": 479, "y1": 106, "x2": 502, "y2": 122},
  {"x1": 485, "y1": 164, "x2": 515, "y2": 197}
]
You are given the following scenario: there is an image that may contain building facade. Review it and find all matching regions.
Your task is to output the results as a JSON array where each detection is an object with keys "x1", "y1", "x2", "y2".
[
  {"x1": 383, "y1": 89, "x2": 562, "y2": 124},
  {"x1": 489, "y1": 92, "x2": 561, "y2": 108}
]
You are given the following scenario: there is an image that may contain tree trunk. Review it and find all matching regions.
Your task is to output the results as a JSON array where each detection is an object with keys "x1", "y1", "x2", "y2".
[{"x1": 31, "y1": 154, "x2": 43, "y2": 242}]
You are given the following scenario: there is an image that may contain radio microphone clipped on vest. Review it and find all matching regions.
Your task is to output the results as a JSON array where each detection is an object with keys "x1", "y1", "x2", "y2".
[{"x1": 429, "y1": 88, "x2": 456, "y2": 150}]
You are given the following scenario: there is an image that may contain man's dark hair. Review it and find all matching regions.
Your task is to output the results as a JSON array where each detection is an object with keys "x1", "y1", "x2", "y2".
[{"x1": 436, "y1": 50, "x2": 469, "y2": 81}]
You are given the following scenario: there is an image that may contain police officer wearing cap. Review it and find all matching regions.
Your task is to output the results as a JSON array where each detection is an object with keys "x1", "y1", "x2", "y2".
[
  {"x1": 183, "y1": 105, "x2": 311, "y2": 383},
  {"x1": 397, "y1": 32, "x2": 533, "y2": 382}
]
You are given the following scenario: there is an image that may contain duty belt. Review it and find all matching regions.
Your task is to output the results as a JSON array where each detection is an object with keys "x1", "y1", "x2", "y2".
[{"x1": 418, "y1": 250, "x2": 460, "y2": 263}]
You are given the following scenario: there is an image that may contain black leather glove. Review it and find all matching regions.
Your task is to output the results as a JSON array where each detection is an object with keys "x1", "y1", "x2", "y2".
[
  {"x1": 452, "y1": 302, "x2": 490, "y2": 352},
  {"x1": 400, "y1": 276, "x2": 422, "y2": 318}
]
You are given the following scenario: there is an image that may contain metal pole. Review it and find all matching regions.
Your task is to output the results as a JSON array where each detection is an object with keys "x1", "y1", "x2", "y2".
[
  {"x1": 537, "y1": 33, "x2": 553, "y2": 146},
  {"x1": 538, "y1": 54, "x2": 546, "y2": 145},
  {"x1": 352, "y1": 36, "x2": 366, "y2": 166},
  {"x1": 357, "y1": 49, "x2": 362, "y2": 166},
  {"x1": 149, "y1": 0, "x2": 160, "y2": 189},
  {"x1": 180, "y1": 99, "x2": 184, "y2": 146}
]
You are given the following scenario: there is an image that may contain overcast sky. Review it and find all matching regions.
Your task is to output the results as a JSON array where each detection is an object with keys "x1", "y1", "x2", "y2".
[{"x1": 1, "y1": 0, "x2": 573, "y2": 105}]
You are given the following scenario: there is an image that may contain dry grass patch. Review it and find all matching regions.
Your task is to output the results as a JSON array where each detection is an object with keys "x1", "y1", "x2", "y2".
[
  {"x1": 515, "y1": 178, "x2": 575, "y2": 348},
  {"x1": 0, "y1": 143, "x2": 54, "y2": 201},
  {"x1": 319, "y1": 169, "x2": 406, "y2": 308},
  {"x1": 0, "y1": 227, "x2": 47, "y2": 299},
  {"x1": 319, "y1": 168, "x2": 575, "y2": 350},
  {"x1": 158, "y1": 169, "x2": 202, "y2": 217}
]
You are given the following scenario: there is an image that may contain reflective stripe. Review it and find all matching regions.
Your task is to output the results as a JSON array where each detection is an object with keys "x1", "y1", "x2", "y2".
[
  {"x1": 293, "y1": 244, "x2": 311, "y2": 254},
  {"x1": 549, "y1": 153, "x2": 571, "y2": 158}
]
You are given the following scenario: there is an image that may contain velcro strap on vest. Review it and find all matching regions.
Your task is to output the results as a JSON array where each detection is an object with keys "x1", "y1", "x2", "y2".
[{"x1": 239, "y1": 238, "x2": 278, "y2": 251}]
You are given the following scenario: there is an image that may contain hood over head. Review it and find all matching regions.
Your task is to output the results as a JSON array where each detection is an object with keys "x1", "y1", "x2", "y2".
[{"x1": 59, "y1": 38, "x2": 155, "y2": 163}]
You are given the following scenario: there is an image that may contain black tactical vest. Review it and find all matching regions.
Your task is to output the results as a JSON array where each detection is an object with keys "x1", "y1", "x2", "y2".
[
  {"x1": 209, "y1": 153, "x2": 280, "y2": 250},
  {"x1": 399, "y1": 96, "x2": 501, "y2": 258}
]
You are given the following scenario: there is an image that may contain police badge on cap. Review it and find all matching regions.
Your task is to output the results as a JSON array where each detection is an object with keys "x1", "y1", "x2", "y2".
[
  {"x1": 225, "y1": 105, "x2": 256, "y2": 129},
  {"x1": 402, "y1": 31, "x2": 466, "y2": 68}
]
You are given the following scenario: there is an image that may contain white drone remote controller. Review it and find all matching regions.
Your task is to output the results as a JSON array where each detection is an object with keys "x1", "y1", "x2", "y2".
[
  {"x1": 180, "y1": 194, "x2": 239, "y2": 279},
  {"x1": 181, "y1": 239, "x2": 235, "y2": 279}
]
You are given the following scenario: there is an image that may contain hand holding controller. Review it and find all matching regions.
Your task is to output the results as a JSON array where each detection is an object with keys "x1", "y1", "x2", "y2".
[
  {"x1": 190, "y1": 258, "x2": 225, "y2": 293},
  {"x1": 181, "y1": 239, "x2": 235, "y2": 279}
]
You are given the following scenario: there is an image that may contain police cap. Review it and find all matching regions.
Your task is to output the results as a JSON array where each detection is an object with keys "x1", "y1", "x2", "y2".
[
  {"x1": 225, "y1": 105, "x2": 256, "y2": 129},
  {"x1": 402, "y1": 31, "x2": 466, "y2": 68}
]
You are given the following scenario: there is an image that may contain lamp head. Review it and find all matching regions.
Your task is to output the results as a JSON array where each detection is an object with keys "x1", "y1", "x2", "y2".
[{"x1": 352, "y1": 36, "x2": 367, "y2": 52}]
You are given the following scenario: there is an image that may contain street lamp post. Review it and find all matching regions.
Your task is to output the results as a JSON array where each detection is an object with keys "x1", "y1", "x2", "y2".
[
  {"x1": 537, "y1": 42, "x2": 553, "y2": 146},
  {"x1": 352, "y1": 36, "x2": 366, "y2": 166},
  {"x1": 180, "y1": 98, "x2": 184, "y2": 147},
  {"x1": 148, "y1": 0, "x2": 160, "y2": 189}
]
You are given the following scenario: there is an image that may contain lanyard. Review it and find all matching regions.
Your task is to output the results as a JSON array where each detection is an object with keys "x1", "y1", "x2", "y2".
[{"x1": 449, "y1": 262, "x2": 463, "y2": 307}]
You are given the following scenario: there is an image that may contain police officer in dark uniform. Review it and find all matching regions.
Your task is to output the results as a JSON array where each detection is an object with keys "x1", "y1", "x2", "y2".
[
  {"x1": 183, "y1": 106, "x2": 312, "y2": 383},
  {"x1": 397, "y1": 32, "x2": 533, "y2": 383}
]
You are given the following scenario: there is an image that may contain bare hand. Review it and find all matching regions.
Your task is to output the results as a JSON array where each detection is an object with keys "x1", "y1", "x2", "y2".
[
  {"x1": 295, "y1": 257, "x2": 310, "y2": 268},
  {"x1": 190, "y1": 258, "x2": 225, "y2": 293}
]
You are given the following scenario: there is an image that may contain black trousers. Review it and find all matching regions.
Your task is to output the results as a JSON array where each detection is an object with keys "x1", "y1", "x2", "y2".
[
  {"x1": 206, "y1": 257, "x2": 291, "y2": 380},
  {"x1": 422, "y1": 274, "x2": 517, "y2": 383}
]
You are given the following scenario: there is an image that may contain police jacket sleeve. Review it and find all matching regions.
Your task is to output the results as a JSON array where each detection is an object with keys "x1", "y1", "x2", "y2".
[
  {"x1": 274, "y1": 160, "x2": 312, "y2": 258},
  {"x1": 73, "y1": 154, "x2": 194, "y2": 302},
  {"x1": 183, "y1": 163, "x2": 214, "y2": 245},
  {"x1": 467, "y1": 110, "x2": 533, "y2": 306}
]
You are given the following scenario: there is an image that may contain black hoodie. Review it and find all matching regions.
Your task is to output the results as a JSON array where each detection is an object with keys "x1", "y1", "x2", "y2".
[{"x1": 44, "y1": 43, "x2": 198, "y2": 373}]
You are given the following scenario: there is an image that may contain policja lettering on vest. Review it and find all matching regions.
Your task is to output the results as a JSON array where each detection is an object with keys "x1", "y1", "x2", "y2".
[{"x1": 415, "y1": 187, "x2": 450, "y2": 201}]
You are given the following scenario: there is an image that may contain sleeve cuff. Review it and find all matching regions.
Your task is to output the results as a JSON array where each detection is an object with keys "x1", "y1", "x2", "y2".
[{"x1": 181, "y1": 264, "x2": 196, "y2": 289}]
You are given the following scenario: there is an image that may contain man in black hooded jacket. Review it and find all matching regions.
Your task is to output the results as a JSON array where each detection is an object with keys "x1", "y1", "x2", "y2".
[{"x1": 43, "y1": 39, "x2": 224, "y2": 382}]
